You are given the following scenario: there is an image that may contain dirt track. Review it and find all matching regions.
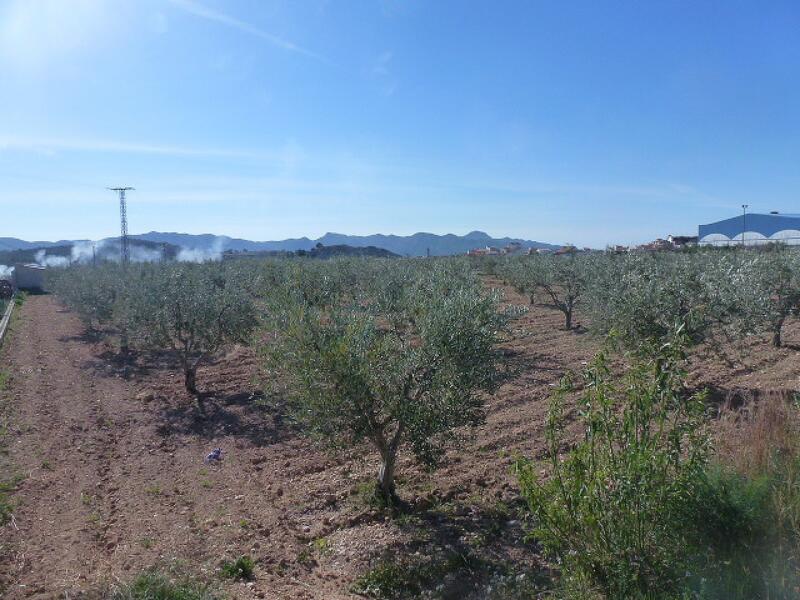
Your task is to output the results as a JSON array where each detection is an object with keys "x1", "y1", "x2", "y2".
[{"x1": 1, "y1": 292, "x2": 798, "y2": 598}]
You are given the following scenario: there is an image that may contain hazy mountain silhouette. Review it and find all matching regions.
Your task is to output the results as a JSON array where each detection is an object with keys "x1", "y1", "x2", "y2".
[
  {"x1": 131, "y1": 230, "x2": 557, "y2": 256},
  {"x1": 0, "y1": 231, "x2": 558, "y2": 257}
]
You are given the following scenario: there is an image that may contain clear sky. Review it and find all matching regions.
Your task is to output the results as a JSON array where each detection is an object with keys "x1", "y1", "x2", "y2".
[{"x1": 1, "y1": 0, "x2": 798, "y2": 247}]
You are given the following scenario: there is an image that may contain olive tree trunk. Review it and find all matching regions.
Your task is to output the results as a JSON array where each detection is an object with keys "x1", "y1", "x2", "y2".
[
  {"x1": 180, "y1": 354, "x2": 205, "y2": 396},
  {"x1": 773, "y1": 328, "x2": 783, "y2": 348},
  {"x1": 184, "y1": 366, "x2": 198, "y2": 394},
  {"x1": 564, "y1": 308, "x2": 573, "y2": 330},
  {"x1": 772, "y1": 315, "x2": 786, "y2": 348},
  {"x1": 375, "y1": 424, "x2": 404, "y2": 506},
  {"x1": 377, "y1": 452, "x2": 397, "y2": 503}
]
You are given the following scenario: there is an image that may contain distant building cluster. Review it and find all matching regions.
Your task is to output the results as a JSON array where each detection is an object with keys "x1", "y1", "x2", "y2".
[
  {"x1": 465, "y1": 236, "x2": 702, "y2": 257},
  {"x1": 625, "y1": 235, "x2": 699, "y2": 252},
  {"x1": 466, "y1": 242, "x2": 523, "y2": 256}
]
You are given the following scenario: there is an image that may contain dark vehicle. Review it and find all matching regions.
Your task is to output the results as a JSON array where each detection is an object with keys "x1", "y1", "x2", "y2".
[{"x1": 0, "y1": 279, "x2": 12, "y2": 300}]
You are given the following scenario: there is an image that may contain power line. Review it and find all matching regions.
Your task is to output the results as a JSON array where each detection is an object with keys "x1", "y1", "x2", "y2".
[{"x1": 108, "y1": 187, "x2": 134, "y2": 264}]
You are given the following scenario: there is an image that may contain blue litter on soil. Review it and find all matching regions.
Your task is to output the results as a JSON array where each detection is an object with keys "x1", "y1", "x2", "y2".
[{"x1": 204, "y1": 448, "x2": 223, "y2": 464}]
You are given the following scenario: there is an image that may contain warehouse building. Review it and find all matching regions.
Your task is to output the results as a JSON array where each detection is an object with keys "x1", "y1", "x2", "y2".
[{"x1": 699, "y1": 212, "x2": 800, "y2": 246}]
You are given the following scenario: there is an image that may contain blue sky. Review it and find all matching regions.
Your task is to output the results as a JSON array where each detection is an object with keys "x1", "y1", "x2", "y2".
[{"x1": 1, "y1": 0, "x2": 798, "y2": 247}]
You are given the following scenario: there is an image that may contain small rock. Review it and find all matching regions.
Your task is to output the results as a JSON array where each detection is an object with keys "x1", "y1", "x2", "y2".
[{"x1": 135, "y1": 390, "x2": 155, "y2": 403}]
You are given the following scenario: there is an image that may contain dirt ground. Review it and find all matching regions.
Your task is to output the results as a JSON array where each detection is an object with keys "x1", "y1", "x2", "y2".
[{"x1": 1, "y1": 289, "x2": 798, "y2": 599}]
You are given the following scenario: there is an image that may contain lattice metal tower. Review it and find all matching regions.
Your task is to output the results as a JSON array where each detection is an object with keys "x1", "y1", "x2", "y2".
[{"x1": 108, "y1": 187, "x2": 134, "y2": 264}]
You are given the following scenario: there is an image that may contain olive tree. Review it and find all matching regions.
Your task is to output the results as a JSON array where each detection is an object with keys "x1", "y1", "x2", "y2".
[
  {"x1": 129, "y1": 262, "x2": 258, "y2": 395},
  {"x1": 506, "y1": 253, "x2": 590, "y2": 330},
  {"x1": 263, "y1": 262, "x2": 509, "y2": 504},
  {"x1": 49, "y1": 263, "x2": 136, "y2": 351},
  {"x1": 712, "y1": 247, "x2": 800, "y2": 348},
  {"x1": 588, "y1": 252, "x2": 714, "y2": 345}
]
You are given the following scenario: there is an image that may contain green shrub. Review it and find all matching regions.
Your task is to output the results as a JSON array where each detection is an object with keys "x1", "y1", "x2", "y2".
[
  {"x1": 219, "y1": 555, "x2": 254, "y2": 580},
  {"x1": 515, "y1": 327, "x2": 711, "y2": 598},
  {"x1": 516, "y1": 325, "x2": 800, "y2": 598},
  {"x1": 684, "y1": 466, "x2": 793, "y2": 599}
]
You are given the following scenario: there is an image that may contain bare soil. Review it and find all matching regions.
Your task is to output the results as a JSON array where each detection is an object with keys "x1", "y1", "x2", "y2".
[{"x1": 0, "y1": 289, "x2": 797, "y2": 599}]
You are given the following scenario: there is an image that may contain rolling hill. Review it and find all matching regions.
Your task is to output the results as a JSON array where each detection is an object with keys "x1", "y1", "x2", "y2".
[{"x1": 0, "y1": 231, "x2": 559, "y2": 257}]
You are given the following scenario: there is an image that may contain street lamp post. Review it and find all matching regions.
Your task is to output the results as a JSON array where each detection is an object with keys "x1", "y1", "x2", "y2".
[{"x1": 742, "y1": 204, "x2": 749, "y2": 246}]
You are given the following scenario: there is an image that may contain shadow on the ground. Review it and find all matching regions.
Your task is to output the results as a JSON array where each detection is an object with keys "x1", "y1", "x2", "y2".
[
  {"x1": 58, "y1": 328, "x2": 105, "y2": 344},
  {"x1": 350, "y1": 493, "x2": 553, "y2": 598},
  {"x1": 155, "y1": 389, "x2": 292, "y2": 447},
  {"x1": 80, "y1": 349, "x2": 157, "y2": 380},
  {"x1": 700, "y1": 383, "x2": 796, "y2": 414}
]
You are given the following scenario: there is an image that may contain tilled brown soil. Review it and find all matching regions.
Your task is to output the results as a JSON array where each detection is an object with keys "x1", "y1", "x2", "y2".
[{"x1": 0, "y1": 291, "x2": 798, "y2": 599}]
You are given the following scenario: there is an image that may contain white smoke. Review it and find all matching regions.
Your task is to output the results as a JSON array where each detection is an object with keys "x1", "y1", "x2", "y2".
[
  {"x1": 129, "y1": 245, "x2": 162, "y2": 263},
  {"x1": 72, "y1": 239, "x2": 161, "y2": 264},
  {"x1": 177, "y1": 238, "x2": 224, "y2": 263},
  {"x1": 70, "y1": 240, "x2": 105, "y2": 264},
  {"x1": 0, "y1": 265, "x2": 13, "y2": 279},
  {"x1": 34, "y1": 249, "x2": 69, "y2": 268}
]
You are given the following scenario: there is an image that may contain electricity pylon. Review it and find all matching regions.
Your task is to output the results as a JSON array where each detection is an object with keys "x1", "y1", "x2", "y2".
[{"x1": 108, "y1": 187, "x2": 134, "y2": 264}]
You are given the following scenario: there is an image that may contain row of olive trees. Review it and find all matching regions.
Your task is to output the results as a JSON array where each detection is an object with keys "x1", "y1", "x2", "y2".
[
  {"x1": 49, "y1": 261, "x2": 258, "y2": 394},
  {"x1": 498, "y1": 246, "x2": 800, "y2": 348},
  {"x1": 48, "y1": 248, "x2": 800, "y2": 509},
  {"x1": 50, "y1": 257, "x2": 513, "y2": 504}
]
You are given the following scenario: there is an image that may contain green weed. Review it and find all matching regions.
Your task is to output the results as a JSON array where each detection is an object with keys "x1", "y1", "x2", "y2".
[
  {"x1": 110, "y1": 569, "x2": 219, "y2": 600},
  {"x1": 219, "y1": 555, "x2": 254, "y2": 581},
  {"x1": 352, "y1": 549, "x2": 487, "y2": 599}
]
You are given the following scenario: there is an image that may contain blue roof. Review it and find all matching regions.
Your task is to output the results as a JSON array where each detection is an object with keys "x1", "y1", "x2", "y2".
[{"x1": 699, "y1": 213, "x2": 800, "y2": 241}]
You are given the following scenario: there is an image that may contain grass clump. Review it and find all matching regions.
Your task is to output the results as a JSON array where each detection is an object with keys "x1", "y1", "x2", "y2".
[
  {"x1": 352, "y1": 549, "x2": 487, "y2": 599},
  {"x1": 694, "y1": 391, "x2": 800, "y2": 598},
  {"x1": 353, "y1": 479, "x2": 391, "y2": 511},
  {"x1": 353, "y1": 562, "x2": 415, "y2": 598},
  {"x1": 219, "y1": 555, "x2": 254, "y2": 581},
  {"x1": 0, "y1": 471, "x2": 23, "y2": 526},
  {"x1": 110, "y1": 569, "x2": 219, "y2": 600}
]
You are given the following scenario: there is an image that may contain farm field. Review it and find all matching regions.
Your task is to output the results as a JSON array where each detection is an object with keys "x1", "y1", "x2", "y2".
[{"x1": 1, "y1": 263, "x2": 799, "y2": 599}]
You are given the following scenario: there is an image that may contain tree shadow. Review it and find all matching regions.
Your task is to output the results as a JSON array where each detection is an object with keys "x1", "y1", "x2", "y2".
[
  {"x1": 155, "y1": 389, "x2": 292, "y2": 447},
  {"x1": 700, "y1": 384, "x2": 796, "y2": 415},
  {"x1": 81, "y1": 349, "x2": 155, "y2": 381},
  {"x1": 58, "y1": 329, "x2": 105, "y2": 344},
  {"x1": 80, "y1": 345, "x2": 195, "y2": 382},
  {"x1": 356, "y1": 494, "x2": 553, "y2": 597}
]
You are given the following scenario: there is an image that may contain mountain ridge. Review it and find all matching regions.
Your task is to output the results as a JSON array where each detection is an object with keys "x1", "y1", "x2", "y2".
[{"x1": 0, "y1": 231, "x2": 559, "y2": 257}]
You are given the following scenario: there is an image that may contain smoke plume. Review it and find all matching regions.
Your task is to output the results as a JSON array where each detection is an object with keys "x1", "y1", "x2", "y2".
[
  {"x1": 34, "y1": 249, "x2": 69, "y2": 268},
  {"x1": 177, "y1": 239, "x2": 224, "y2": 263}
]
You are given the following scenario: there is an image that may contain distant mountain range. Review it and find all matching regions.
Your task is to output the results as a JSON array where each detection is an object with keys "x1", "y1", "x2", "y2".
[
  {"x1": 0, "y1": 231, "x2": 558, "y2": 257},
  {"x1": 0, "y1": 238, "x2": 83, "y2": 252}
]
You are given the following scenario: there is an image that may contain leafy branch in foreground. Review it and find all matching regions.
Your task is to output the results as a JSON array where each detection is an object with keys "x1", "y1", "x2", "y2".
[{"x1": 515, "y1": 326, "x2": 711, "y2": 598}]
